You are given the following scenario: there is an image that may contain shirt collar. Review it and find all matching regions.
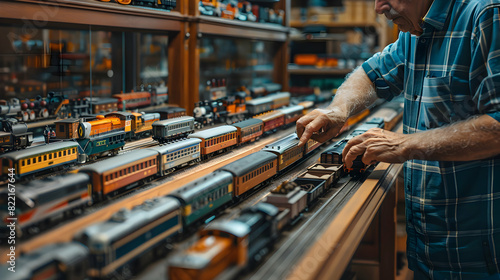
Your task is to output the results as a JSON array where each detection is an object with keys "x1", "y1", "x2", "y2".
[{"x1": 422, "y1": 0, "x2": 455, "y2": 31}]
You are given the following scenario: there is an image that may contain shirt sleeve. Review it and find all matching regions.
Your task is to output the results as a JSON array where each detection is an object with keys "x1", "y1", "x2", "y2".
[
  {"x1": 471, "y1": 5, "x2": 500, "y2": 123},
  {"x1": 361, "y1": 32, "x2": 407, "y2": 101}
]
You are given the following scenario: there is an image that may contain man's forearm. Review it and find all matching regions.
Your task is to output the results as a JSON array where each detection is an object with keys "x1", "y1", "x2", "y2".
[
  {"x1": 327, "y1": 67, "x2": 379, "y2": 120},
  {"x1": 407, "y1": 115, "x2": 500, "y2": 161}
]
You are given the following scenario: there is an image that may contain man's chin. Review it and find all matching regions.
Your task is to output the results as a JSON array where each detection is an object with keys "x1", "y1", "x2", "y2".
[{"x1": 397, "y1": 25, "x2": 422, "y2": 36}]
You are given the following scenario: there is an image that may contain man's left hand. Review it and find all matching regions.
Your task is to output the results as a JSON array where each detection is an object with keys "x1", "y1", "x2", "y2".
[{"x1": 343, "y1": 128, "x2": 411, "y2": 168}]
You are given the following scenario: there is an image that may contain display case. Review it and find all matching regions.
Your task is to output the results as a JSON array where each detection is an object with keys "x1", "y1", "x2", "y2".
[
  {"x1": 184, "y1": 0, "x2": 290, "y2": 114},
  {"x1": 0, "y1": 0, "x2": 189, "y2": 132},
  {"x1": 0, "y1": 0, "x2": 291, "y2": 119},
  {"x1": 288, "y1": 0, "x2": 395, "y2": 96}
]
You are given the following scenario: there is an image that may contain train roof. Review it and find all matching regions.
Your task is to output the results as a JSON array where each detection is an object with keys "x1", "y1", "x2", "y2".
[
  {"x1": 0, "y1": 242, "x2": 89, "y2": 280},
  {"x1": 218, "y1": 151, "x2": 277, "y2": 177},
  {"x1": 54, "y1": 118, "x2": 80, "y2": 124},
  {"x1": 152, "y1": 116, "x2": 194, "y2": 126},
  {"x1": 246, "y1": 97, "x2": 273, "y2": 106},
  {"x1": 76, "y1": 197, "x2": 180, "y2": 248},
  {"x1": 147, "y1": 106, "x2": 186, "y2": 113},
  {"x1": 0, "y1": 173, "x2": 89, "y2": 207},
  {"x1": 87, "y1": 97, "x2": 118, "y2": 104},
  {"x1": 112, "y1": 91, "x2": 151, "y2": 98},
  {"x1": 188, "y1": 125, "x2": 237, "y2": 140},
  {"x1": 262, "y1": 134, "x2": 300, "y2": 155},
  {"x1": 146, "y1": 138, "x2": 201, "y2": 154},
  {"x1": 253, "y1": 110, "x2": 285, "y2": 121},
  {"x1": 167, "y1": 221, "x2": 247, "y2": 270},
  {"x1": 240, "y1": 202, "x2": 279, "y2": 217},
  {"x1": 279, "y1": 105, "x2": 304, "y2": 115},
  {"x1": 78, "y1": 149, "x2": 158, "y2": 173},
  {"x1": 204, "y1": 219, "x2": 250, "y2": 238},
  {"x1": 2, "y1": 141, "x2": 79, "y2": 161},
  {"x1": 322, "y1": 139, "x2": 348, "y2": 155},
  {"x1": 104, "y1": 111, "x2": 133, "y2": 119},
  {"x1": 269, "y1": 92, "x2": 291, "y2": 99},
  {"x1": 230, "y1": 118, "x2": 263, "y2": 129},
  {"x1": 168, "y1": 171, "x2": 233, "y2": 204}
]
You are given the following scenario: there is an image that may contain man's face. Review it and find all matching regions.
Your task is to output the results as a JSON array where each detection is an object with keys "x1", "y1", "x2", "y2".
[{"x1": 375, "y1": 0, "x2": 426, "y2": 36}]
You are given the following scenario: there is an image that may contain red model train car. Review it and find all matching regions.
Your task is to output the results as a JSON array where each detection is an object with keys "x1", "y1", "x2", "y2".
[
  {"x1": 113, "y1": 91, "x2": 151, "y2": 110},
  {"x1": 253, "y1": 110, "x2": 285, "y2": 133}
]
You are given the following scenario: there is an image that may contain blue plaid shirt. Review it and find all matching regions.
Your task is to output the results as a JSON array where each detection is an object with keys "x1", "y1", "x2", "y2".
[{"x1": 362, "y1": 0, "x2": 500, "y2": 278}]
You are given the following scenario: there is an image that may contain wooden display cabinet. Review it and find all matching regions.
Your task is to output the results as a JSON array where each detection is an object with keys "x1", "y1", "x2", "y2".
[
  {"x1": 184, "y1": 0, "x2": 290, "y2": 114},
  {"x1": 0, "y1": 0, "x2": 291, "y2": 117}
]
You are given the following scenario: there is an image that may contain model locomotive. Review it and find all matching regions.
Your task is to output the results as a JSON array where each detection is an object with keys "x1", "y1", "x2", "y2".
[{"x1": 0, "y1": 119, "x2": 33, "y2": 153}]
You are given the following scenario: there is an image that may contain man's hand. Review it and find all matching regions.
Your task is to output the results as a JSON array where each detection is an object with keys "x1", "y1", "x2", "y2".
[
  {"x1": 296, "y1": 108, "x2": 348, "y2": 146},
  {"x1": 343, "y1": 128, "x2": 410, "y2": 168}
]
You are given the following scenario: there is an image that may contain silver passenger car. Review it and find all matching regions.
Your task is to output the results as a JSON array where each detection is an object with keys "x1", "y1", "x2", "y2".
[{"x1": 152, "y1": 116, "x2": 195, "y2": 143}]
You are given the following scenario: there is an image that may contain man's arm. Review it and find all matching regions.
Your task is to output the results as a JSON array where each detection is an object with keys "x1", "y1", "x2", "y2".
[
  {"x1": 296, "y1": 67, "x2": 379, "y2": 146},
  {"x1": 343, "y1": 115, "x2": 500, "y2": 168}
]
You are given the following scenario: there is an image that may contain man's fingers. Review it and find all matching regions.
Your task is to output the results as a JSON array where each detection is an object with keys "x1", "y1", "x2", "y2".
[
  {"x1": 343, "y1": 144, "x2": 366, "y2": 169},
  {"x1": 298, "y1": 127, "x2": 314, "y2": 147},
  {"x1": 343, "y1": 135, "x2": 366, "y2": 163},
  {"x1": 298, "y1": 117, "x2": 328, "y2": 146},
  {"x1": 296, "y1": 113, "x2": 316, "y2": 139}
]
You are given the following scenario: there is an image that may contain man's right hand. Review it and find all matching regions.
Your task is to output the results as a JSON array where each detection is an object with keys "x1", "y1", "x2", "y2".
[{"x1": 296, "y1": 108, "x2": 347, "y2": 146}]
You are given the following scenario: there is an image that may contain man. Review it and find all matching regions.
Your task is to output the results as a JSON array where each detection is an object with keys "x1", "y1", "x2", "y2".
[{"x1": 296, "y1": 0, "x2": 500, "y2": 278}]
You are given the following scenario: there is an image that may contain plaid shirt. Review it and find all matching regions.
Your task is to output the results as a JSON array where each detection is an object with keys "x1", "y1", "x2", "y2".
[{"x1": 362, "y1": 0, "x2": 500, "y2": 278}]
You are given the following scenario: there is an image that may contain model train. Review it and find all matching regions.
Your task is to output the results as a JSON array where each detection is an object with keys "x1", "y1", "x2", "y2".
[
  {"x1": 0, "y1": 111, "x2": 304, "y2": 236},
  {"x1": 320, "y1": 117, "x2": 385, "y2": 175},
  {"x1": 0, "y1": 131, "x2": 321, "y2": 279},
  {"x1": 165, "y1": 121, "x2": 389, "y2": 279},
  {"x1": 99, "y1": 0, "x2": 177, "y2": 10},
  {"x1": 0, "y1": 86, "x2": 170, "y2": 125},
  {"x1": 193, "y1": 91, "x2": 291, "y2": 128},
  {"x1": 167, "y1": 164, "x2": 341, "y2": 280},
  {"x1": 0, "y1": 115, "x2": 388, "y2": 280},
  {"x1": 0, "y1": 119, "x2": 33, "y2": 153},
  {"x1": 0, "y1": 93, "x2": 86, "y2": 122}
]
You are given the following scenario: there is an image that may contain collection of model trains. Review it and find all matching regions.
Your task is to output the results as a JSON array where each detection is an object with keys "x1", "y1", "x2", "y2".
[
  {"x1": 95, "y1": 0, "x2": 284, "y2": 25},
  {"x1": 0, "y1": 89, "x2": 397, "y2": 279}
]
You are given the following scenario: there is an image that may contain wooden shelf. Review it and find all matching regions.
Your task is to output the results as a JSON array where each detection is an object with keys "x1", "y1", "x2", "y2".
[
  {"x1": 0, "y1": 0, "x2": 184, "y2": 32},
  {"x1": 288, "y1": 66, "x2": 353, "y2": 75},
  {"x1": 196, "y1": 15, "x2": 289, "y2": 41},
  {"x1": 290, "y1": 20, "x2": 379, "y2": 29}
]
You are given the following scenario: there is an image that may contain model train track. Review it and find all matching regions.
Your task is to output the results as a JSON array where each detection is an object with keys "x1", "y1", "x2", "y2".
[
  {"x1": 0, "y1": 127, "x2": 295, "y2": 260},
  {"x1": 245, "y1": 173, "x2": 365, "y2": 280}
]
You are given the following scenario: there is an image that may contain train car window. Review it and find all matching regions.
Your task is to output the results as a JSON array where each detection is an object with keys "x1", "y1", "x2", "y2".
[
  {"x1": 141, "y1": 163, "x2": 144, "y2": 169},
  {"x1": 59, "y1": 151, "x2": 62, "y2": 157},
  {"x1": 49, "y1": 154, "x2": 52, "y2": 160},
  {"x1": 119, "y1": 170, "x2": 122, "y2": 176}
]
